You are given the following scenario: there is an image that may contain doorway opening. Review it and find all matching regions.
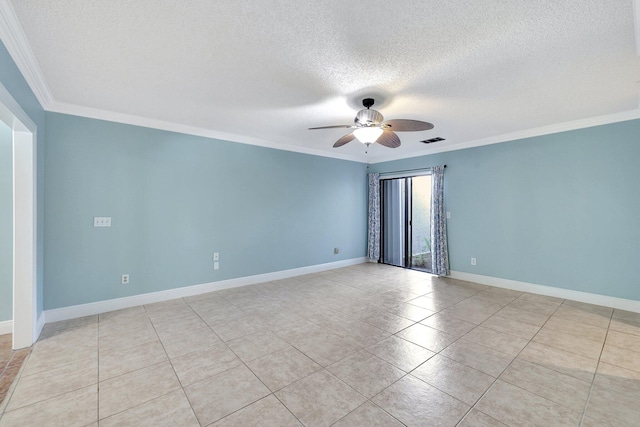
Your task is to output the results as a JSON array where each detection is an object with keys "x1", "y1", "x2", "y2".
[
  {"x1": 380, "y1": 174, "x2": 432, "y2": 273},
  {"x1": 0, "y1": 82, "x2": 38, "y2": 349}
]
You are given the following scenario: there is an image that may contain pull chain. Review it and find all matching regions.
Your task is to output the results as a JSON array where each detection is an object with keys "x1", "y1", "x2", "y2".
[{"x1": 365, "y1": 143, "x2": 370, "y2": 169}]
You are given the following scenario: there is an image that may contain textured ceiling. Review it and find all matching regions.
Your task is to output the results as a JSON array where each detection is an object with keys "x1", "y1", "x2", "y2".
[{"x1": 5, "y1": 0, "x2": 640, "y2": 162}]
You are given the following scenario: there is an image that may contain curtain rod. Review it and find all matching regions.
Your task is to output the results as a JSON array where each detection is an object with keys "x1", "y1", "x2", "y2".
[{"x1": 378, "y1": 165, "x2": 446, "y2": 176}]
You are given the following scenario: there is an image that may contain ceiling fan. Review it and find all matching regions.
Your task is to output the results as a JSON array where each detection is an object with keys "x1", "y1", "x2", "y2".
[{"x1": 309, "y1": 98, "x2": 434, "y2": 148}]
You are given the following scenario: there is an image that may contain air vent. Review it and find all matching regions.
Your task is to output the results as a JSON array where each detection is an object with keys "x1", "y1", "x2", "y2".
[{"x1": 421, "y1": 137, "x2": 445, "y2": 144}]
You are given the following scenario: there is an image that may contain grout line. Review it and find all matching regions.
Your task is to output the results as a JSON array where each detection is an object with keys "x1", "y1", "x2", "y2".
[
  {"x1": 158, "y1": 297, "x2": 302, "y2": 426},
  {"x1": 0, "y1": 346, "x2": 32, "y2": 415},
  {"x1": 189, "y1": 272, "x2": 418, "y2": 426},
  {"x1": 10, "y1": 266, "x2": 633, "y2": 426},
  {"x1": 98, "y1": 307, "x2": 195, "y2": 422},
  {"x1": 195, "y1": 298, "x2": 318, "y2": 425},
  {"x1": 96, "y1": 315, "x2": 100, "y2": 422},
  {"x1": 452, "y1": 300, "x2": 566, "y2": 425},
  {"x1": 578, "y1": 309, "x2": 613, "y2": 427},
  {"x1": 144, "y1": 302, "x2": 200, "y2": 424}
]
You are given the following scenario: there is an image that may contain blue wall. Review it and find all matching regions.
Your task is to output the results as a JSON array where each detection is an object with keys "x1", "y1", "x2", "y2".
[
  {"x1": 371, "y1": 120, "x2": 640, "y2": 301},
  {"x1": 43, "y1": 113, "x2": 367, "y2": 309},
  {"x1": 0, "y1": 120, "x2": 11, "y2": 321},
  {"x1": 4, "y1": 35, "x2": 639, "y2": 314},
  {"x1": 0, "y1": 40, "x2": 46, "y2": 318}
]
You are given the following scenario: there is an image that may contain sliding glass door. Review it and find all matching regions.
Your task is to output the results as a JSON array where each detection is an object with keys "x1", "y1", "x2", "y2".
[
  {"x1": 381, "y1": 179, "x2": 407, "y2": 267},
  {"x1": 380, "y1": 174, "x2": 432, "y2": 272}
]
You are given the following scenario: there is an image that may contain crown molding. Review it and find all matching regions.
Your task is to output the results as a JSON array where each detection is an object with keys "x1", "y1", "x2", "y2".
[
  {"x1": 369, "y1": 109, "x2": 640, "y2": 164},
  {"x1": 0, "y1": 2, "x2": 364, "y2": 163},
  {"x1": 49, "y1": 101, "x2": 365, "y2": 162},
  {"x1": 2, "y1": 0, "x2": 638, "y2": 165},
  {"x1": 44, "y1": 101, "x2": 640, "y2": 166},
  {"x1": 0, "y1": 1, "x2": 54, "y2": 108}
]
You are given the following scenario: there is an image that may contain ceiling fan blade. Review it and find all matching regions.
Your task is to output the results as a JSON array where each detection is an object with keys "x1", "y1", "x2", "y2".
[
  {"x1": 376, "y1": 130, "x2": 401, "y2": 148},
  {"x1": 309, "y1": 125, "x2": 353, "y2": 130},
  {"x1": 382, "y1": 119, "x2": 434, "y2": 132},
  {"x1": 333, "y1": 133, "x2": 356, "y2": 148}
]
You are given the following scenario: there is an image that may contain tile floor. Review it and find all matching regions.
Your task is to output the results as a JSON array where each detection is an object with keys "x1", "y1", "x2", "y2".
[
  {"x1": 0, "y1": 335, "x2": 30, "y2": 407},
  {"x1": 0, "y1": 263, "x2": 639, "y2": 426}
]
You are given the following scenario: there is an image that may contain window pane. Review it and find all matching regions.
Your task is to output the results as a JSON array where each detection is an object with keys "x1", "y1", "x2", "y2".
[{"x1": 410, "y1": 175, "x2": 432, "y2": 272}]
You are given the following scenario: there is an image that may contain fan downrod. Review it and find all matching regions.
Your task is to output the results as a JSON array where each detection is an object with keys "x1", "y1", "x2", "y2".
[{"x1": 362, "y1": 98, "x2": 375, "y2": 109}]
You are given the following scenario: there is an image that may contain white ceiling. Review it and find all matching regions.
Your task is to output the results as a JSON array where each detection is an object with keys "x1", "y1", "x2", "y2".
[{"x1": 3, "y1": 0, "x2": 640, "y2": 162}]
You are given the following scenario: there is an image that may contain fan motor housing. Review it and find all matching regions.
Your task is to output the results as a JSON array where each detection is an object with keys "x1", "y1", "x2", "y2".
[{"x1": 355, "y1": 108, "x2": 384, "y2": 126}]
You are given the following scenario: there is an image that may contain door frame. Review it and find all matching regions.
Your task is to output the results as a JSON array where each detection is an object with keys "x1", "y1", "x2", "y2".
[
  {"x1": 0, "y1": 81, "x2": 38, "y2": 349},
  {"x1": 379, "y1": 173, "x2": 432, "y2": 272}
]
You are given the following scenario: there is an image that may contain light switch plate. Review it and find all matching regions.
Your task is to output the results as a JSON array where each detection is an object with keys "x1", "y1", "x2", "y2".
[{"x1": 94, "y1": 217, "x2": 112, "y2": 227}]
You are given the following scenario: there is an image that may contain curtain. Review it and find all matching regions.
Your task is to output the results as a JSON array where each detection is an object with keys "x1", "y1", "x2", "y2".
[
  {"x1": 367, "y1": 173, "x2": 380, "y2": 260},
  {"x1": 430, "y1": 165, "x2": 449, "y2": 276}
]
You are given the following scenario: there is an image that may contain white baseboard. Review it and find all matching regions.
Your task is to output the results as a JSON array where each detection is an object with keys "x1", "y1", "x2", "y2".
[
  {"x1": 0, "y1": 320, "x2": 12, "y2": 335},
  {"x1": 35, "y1": 312, "x2": 45, "y2": 339},
  {"x1": 0, "y1": 315, "x2": 45, "y2": 346},
  {"x1": 450, "y1": 270, "x2": 640, "y2": 313},
  {"x1": 44, "y1": 257, "x2": 368, "y2": 324}
]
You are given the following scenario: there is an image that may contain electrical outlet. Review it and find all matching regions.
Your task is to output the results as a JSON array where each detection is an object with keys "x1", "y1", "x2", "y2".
[
  {"x1": 471, "y1": 258, "x2": 477, "y2": 266},
  {"x1": 214, "y1": 261, "x2": 219, "y2": 270},
  {"x1": 334, "y1": 247, "x2": 339, "y2": 254},
  {"x1": 121, "y1": 274, "x2": 129, "y2": 284}
]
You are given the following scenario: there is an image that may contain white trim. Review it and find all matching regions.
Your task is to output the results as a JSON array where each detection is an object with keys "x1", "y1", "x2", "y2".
[
  {"x1": 3, "y1": 0, "x2": 639, "y2": 166},
  {"x1": 0, "y1": 0, "x2": 361, "y2": 164},
  {"x1": 0, "y1": 1, "x2": 54, "y2": 108},
  {"x1": 44, "y1": 257, "x2": 367, "y2": 323},
  {"x1": 450, "y1": 270, "x2": 640, "y2": 313},
  {"x1": 0, "y1": 320, "x2": 12, "y2": 335},
  {"x1": 49, "y1": 105, "x2": 640, "y2": 167},
  {"x1": 12, "y1": 128, "x2": 37, "y2": 349},
  {"x1": 35, "y1": 311, "x2": 44, "y2": 336},
  {"x1": 0, "y1": 3, "x2": 362, "y2": 163},
  {"x1": 379, "y1": 169, "x2": 433, "y2": 180},
  {"x1": 0, "y1": 82, "x2": 36, "y2": 132},
  {"x1": 370, "y1": 109, "x2": 640, "y2": 164},
  {"x1": 0, "y1": 81, "x2": 38, "y2": 350},
  {"x1": 49, "y1": 101, "x2": 364, "y2": 163},
  {"x1": 2, "y1": 0, "x2": 639, "y2": 166}
]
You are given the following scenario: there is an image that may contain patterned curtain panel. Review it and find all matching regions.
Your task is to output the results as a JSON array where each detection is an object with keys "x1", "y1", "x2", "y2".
[
  {"x1": 430, "y1": 165, "x2": 449, "y2": 276},
  {"x1": 367, "y1": 173, "x2": 380, "y2": 260}
]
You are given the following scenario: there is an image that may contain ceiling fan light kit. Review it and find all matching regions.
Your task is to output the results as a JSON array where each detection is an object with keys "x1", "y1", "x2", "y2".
[
  {"x1": 309, "y1": 98, "x2": 434, "y2": 149},
  {"x1": 354, "y1": 127, "x2": 383, "y2": 144}
]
